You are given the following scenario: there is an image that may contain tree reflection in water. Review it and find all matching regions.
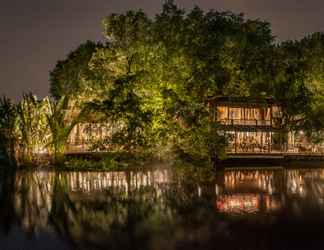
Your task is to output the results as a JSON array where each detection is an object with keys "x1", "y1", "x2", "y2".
[{"x1": 1, "y1": 167, "x2": 324, "y2": 249}]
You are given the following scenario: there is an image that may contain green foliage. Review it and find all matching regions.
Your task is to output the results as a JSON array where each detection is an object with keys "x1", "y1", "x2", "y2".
[
  {"x1": 86, "y1": 74, "x2": 152, "y2": 152},
  {"x1": 46, "y1": 96, "x2": 88, "y2": 164},
  {"x1": 50, "y1": 41, "x2": 103, "y2": 100},
  {"x1": 179, "y1": 120, "x2": 228, "y2": 162},
  {"x1": 86, "y1": 2, "x2": 275, "y2": 160},
  {"x1": 0, "y1": 97, "x2": 18, "y2": 165},
  {"x1": 262, "y1": 35, "x2": 324, "y2": 140},
  {"x1": 16, "y1": 94, "x2": 51, "y2": 165},
  {"x1": 63, "y1": 154, "x2": 118, "y2": 171}
]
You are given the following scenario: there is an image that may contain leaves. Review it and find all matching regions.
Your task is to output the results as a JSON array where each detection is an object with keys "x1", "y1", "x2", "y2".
[
  {"x1": 0, "y1": 97, "x2": 18, "y2": 165},
  {"x1": 46, "y1": 96, "x2": 88, "y2": 163},
  {"x1": 50, "y1": 41, "x2": 103, "y2": 100},
  {"x1": 15, "y1": 94, "x2": 51, "y2": 164}
]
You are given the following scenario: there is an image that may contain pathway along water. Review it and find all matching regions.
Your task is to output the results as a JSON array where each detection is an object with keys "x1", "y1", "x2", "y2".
[{"x1": 1, "y1": 165, "x2": 324, "y2": 250}]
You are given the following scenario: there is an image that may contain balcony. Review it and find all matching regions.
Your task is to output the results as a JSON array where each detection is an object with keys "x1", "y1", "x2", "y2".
[{"x1": 219, "y1": 119, "x2": 272, "y2": 127}]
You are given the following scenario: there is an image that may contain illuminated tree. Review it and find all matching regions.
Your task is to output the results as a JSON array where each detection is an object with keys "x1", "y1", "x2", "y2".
[{"x1": 50, "y1": 41, "x2": 103, "y2": 100}]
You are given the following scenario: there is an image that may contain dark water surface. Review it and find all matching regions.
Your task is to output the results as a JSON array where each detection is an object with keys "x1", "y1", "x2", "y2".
[{"x1": 1, "y1": 165, "x2": 324, "y2": 250}]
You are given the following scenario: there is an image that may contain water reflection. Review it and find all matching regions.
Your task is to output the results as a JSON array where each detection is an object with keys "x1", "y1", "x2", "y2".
[
  {"x1": 2, "y1": 167, "x2": 324, "y2": 249},
  {"x1": 216, "y1": 170, "x2": 282, "y2": 214}
]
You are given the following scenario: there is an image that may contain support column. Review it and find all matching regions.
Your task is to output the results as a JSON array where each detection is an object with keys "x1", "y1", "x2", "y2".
[
  {"x1": 270, "y1": 106, "x2": 273, "y2": 127},
  {"x1": 234, "y1": 131, "x2": 237, "y2": 153},
  {"x1": 268, "y1": 132, "x2": 271, "y2": 153},
  {"x1": 261, "y1": 132, "x2": 263, "y2": 153},
  {"x1": 243, "y1": 107, "x2": 245, "y2": 120},
  {"x1": 77, "y1": 124, "x2": 80, "y2": 145}
]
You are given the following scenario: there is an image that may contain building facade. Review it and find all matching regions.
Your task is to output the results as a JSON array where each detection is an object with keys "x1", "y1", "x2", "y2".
[{"x1": 212, "y1": 97, "x2": 324, "y2": 155}]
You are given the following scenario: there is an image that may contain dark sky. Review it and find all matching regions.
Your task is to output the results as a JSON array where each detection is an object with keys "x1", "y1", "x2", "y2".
[{"x1": 1, "y1": 0, "x2": 324, "y2": 101}]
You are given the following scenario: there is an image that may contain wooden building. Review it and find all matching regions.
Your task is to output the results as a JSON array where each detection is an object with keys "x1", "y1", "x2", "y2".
[
  {"x1": 64, "y1": 97, "x2": 324, "y2": 156},
  {"x1": 211, "y1": 97, "x2": 324, "y2": 155}
]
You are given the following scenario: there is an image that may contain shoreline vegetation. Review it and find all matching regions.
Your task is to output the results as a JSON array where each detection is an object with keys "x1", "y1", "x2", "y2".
[{"x1": 1, "y1": 1, "x2": 324, "y2": 170}]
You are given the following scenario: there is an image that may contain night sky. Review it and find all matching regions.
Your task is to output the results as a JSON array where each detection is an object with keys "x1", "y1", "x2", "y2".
[{"x1": 1, "y1": 0, "x2": 324, "y2": 101}]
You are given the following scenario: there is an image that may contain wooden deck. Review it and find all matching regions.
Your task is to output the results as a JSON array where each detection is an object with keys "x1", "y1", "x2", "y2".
[
  {"x1": 63, "y1": 149, "x2": 324, "y2": 164},
  {"x1": 227, "y1": 152, "x2": 324, "y2": 160},
  {"x1": 217, "y1": 152, "x2": 324, "y2": 168}
]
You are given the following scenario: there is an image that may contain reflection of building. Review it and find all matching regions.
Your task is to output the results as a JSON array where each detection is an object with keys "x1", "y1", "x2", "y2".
[
  {"x1": 216, "y1": 194, "x2": 260, "y2": 213},
  {"x1": 286, "y1": 169, "x2": 324, "y2": 198},
  {"x1": 224, "y1": 170, "x2": 275, "y2": 194},
  {"x1": 215, "y1": 168, "x2": 324, "y2": 216},
  {"x1": 216, "y1": 194, "x2": 282, "y2": 214},
  {"x1": 210, "y1": 97, "x2": 324, "y2": 155},
  {"x1": 62, "y1": 169, "x2": 170, "y2": 195},
  {"x1": 216, "y1": 170, "x2": 282, "y2": 214}
]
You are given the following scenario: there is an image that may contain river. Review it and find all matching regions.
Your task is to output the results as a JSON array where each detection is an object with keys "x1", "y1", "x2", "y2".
[{"x1": 1, "y1": 165, "x2": 324, "y2": 250}]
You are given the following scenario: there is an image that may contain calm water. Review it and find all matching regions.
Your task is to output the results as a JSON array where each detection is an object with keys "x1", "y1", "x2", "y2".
[{"x1": 1, "y1": 165, "x2": 324, "y2": 250}]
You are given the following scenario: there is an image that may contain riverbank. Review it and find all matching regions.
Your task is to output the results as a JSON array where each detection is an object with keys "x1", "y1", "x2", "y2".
[
  {"x1": 2, "y1": 150, "x2": 324, "y2": 172},
  {"x1": 217, "y1": 156, "x2": 324, "y2": 169}
]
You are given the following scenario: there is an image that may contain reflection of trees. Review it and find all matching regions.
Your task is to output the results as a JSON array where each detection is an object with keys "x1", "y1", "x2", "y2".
[
  {"x1": 49, "y1": 171, "x2": 153, "y2": 249},
  {"x1": 0, "y1": 168, "x2": 221, "y2": 250},
  {"x1": 0, "y1": 169, "x2": 17, "y2": 234},
  {"x1": 286, "y1": 169, "x2": 324, "y2": 201},
  {"x1": 14, "y1": 171, "x2": 55, "y2": 233},
  {"x1": 47, "y1": 169, "x2": 194, "y2": 250},
  {"x1": 1, "y1": 169, "x2": 178, "y2": 249},
  {"x1": 4, "y1": 168, "x2": 324, "y2": 248}
]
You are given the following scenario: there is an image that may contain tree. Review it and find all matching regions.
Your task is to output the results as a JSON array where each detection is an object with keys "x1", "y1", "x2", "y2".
[
  {"x1": 50, "y1": 41, "x2": 103, "y2": 100},
  {"x1": 296, "y1": 33, "x2": 324, "y2": 141},
  {"x1": 87, "y1": 74, "x2": 152, "y2": 152},
  {"x1": 268, "y1": 34, "x2": 324, "y2": 143},
  {"x1": 0, "y1": 97, "x2": 18, "y2": 165}
]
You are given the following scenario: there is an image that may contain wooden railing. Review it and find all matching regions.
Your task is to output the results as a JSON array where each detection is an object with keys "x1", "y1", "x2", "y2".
[
  {"x1": 226, "y1": 143, "x2": 271, "y2": 153},
  {"x1": 287, "y1": 144, "x2": 324, "y2": 154},
  {"x1": 219, "y1": 119, "x2": 271, "y2": 126},
  {"x1": 226, "y1": 143, "x2": 324, "y2": 155}
]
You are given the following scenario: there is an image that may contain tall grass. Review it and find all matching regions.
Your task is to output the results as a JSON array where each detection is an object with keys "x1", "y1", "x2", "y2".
[
  {"x1": 16, "y1": 94, "x2": 51, "y2": 165},
  {"x1": 0, "y1": 94, "x2": 88, "y2": 167}
]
